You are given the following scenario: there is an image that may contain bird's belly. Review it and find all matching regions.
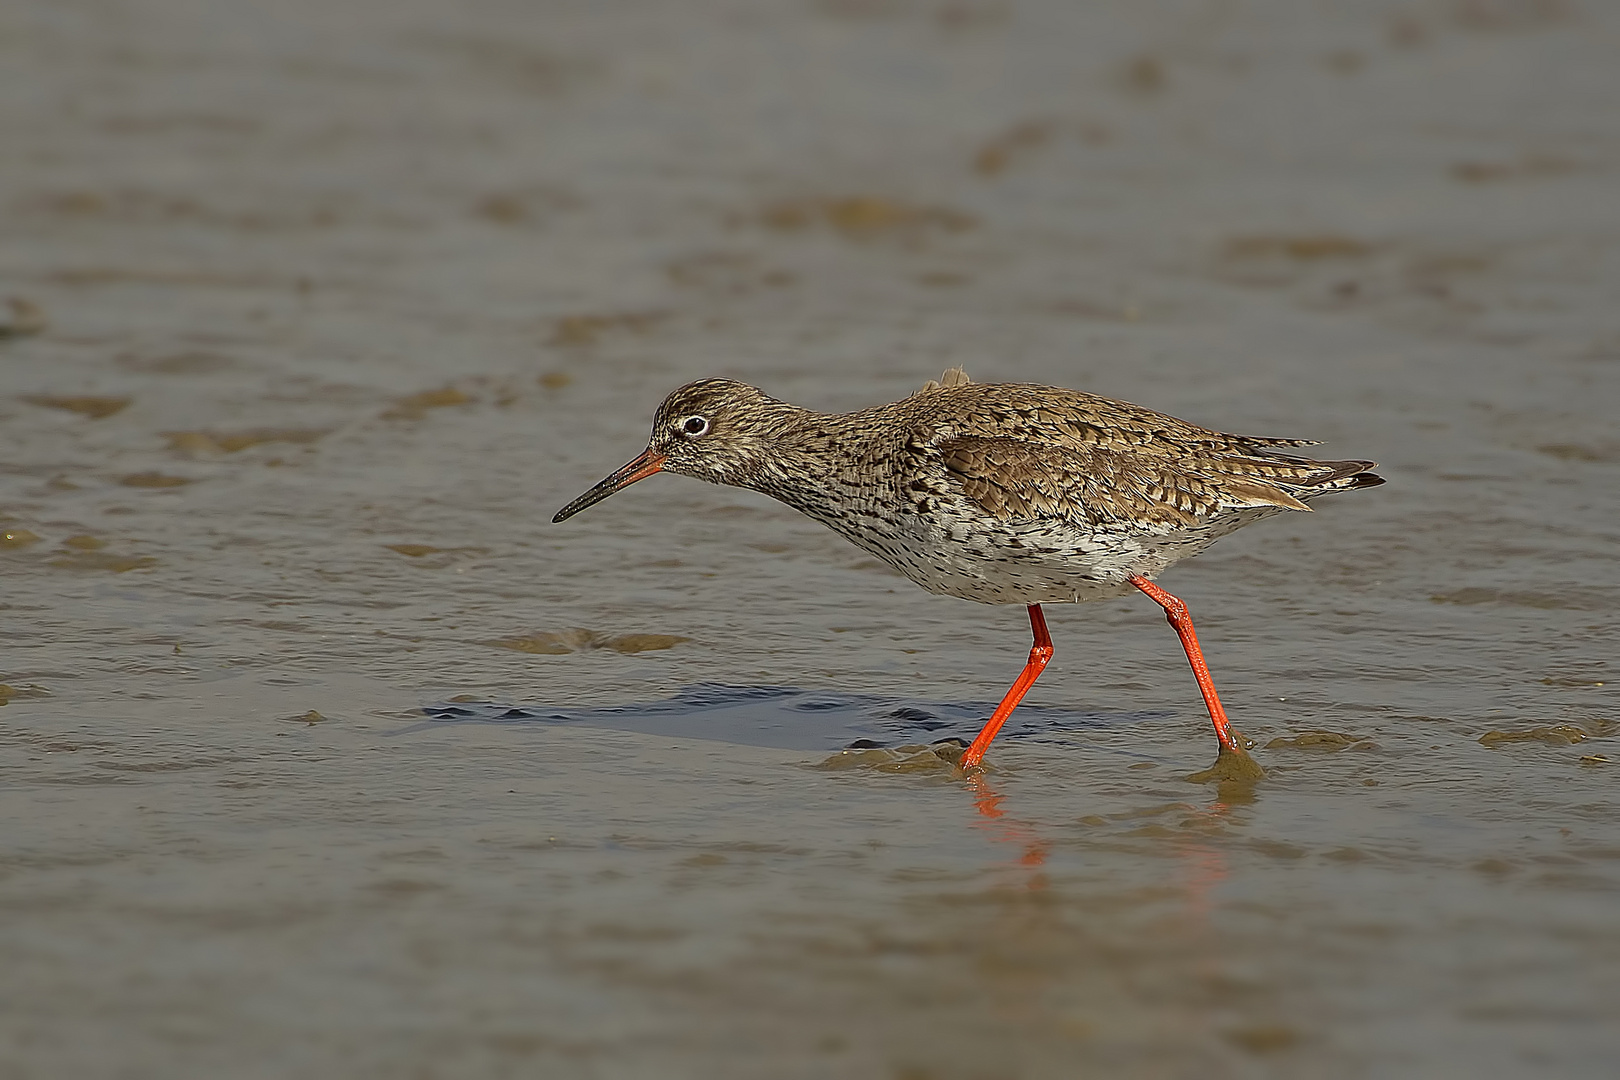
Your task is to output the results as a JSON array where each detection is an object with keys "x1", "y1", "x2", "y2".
[
  {"x1": 788, "y1": 486, "x2": 1284, "y2": 606},
  {"x1": 828, "y1": 511, "x2": 1217, "y2": 605}
]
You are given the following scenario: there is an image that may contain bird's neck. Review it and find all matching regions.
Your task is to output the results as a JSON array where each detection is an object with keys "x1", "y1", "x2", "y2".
[{"x1": 741, "y1": 406, "x2": 888, "y2": 518}]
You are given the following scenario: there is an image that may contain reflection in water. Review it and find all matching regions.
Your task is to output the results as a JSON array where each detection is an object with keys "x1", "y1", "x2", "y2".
[
  {"x1": 962, "y1": 756, "x2": 1254, "y2": 915},
  {"x1": 1175, "y1": 842, "x2": 1230, "y2": 924},
  {"x1": 943, "y1": 759, "x2": 1256, "y2": 1066},
  {"x1": 1172, "y1": 792, "x2": 1248, "y2": 924},
  {"x1": 433, "y1": 683, "x2": 1254, "y2": 912},
  {"x1": 966, "y1": 771, "x2": 1051, "y2": 878}
]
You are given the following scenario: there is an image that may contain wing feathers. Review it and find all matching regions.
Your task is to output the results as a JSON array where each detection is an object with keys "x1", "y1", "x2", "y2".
[
  {"x1": 936, "y1": 435, "x2": 1377, "y2": 526},
  {"x1": 895, "y1": 381, "x2": 1379, "y2": 528}
]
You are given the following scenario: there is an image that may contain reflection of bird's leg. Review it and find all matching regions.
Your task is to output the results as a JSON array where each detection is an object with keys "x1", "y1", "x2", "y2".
[
  {"x1": 961, "y1": 605, "x2": 1053, "y2": 769},
  {"x1": 966, "y1": 772, "x2": 1048, "y2": 870},
  {"x1": 1175, "y1": 842, "x2": 1229, "y2": 924},
  {"x1": 1174, "y1": 793, "x2": 1246, "y2": 922},
  {"x1": 967, "y1": 771, "x2": 1005, "y2": 819}
]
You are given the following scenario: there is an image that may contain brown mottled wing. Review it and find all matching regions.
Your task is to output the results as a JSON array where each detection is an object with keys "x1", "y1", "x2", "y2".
[
  {"x1": 935, "y1": 435, "x2": 1370, "y2": 528},
  {"x1": 936, "y1": 437, "x2": 1215, "y2": 528}
]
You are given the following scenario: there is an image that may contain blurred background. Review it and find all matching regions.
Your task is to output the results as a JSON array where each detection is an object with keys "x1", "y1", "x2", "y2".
[{"x1": 2, "y1": 2, "x2": 1616, "y2": 1077}]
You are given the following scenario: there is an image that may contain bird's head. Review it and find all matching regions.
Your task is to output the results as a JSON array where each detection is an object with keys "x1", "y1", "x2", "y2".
[{"x1": 552, "y1": 379, "x2": 787, "y2": 522}]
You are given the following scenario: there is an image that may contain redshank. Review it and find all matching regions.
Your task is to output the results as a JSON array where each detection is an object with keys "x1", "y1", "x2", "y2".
[{"x1": 553, "y1": 368, "x2": 1382, "y2": 770}]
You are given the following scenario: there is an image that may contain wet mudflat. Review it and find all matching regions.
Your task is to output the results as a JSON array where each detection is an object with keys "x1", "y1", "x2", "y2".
[{"x1": 2, "y1": 1, "x2": 1617, "y2": 1077}]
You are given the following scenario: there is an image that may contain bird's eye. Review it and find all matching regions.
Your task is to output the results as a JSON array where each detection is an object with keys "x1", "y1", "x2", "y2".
[{"x1": 679, "y1": 415, "x2": 710, "y2": 437}]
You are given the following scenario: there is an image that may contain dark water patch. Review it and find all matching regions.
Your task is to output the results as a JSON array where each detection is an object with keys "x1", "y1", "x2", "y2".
[
  {"x1": 547, "y1": 310, "x2": 667, "y2": 348},
  {"x1": 379, "y1": 385, "x2": 473, "y2": 421},
  {"x1": 417, "y1": 683, "x2": 1158, "y2": 753},
  {"x1": 119, "y1": 471, "x2": 194, "y2": 488},
  {"x1": 1535, "y1": 441, "x2": 1620, "y2": 463},
  {"x1": 161, "y1": 427, "x2": 327, "y2": 455},
  {"x1": 750, "y1": 196, "x2": 975, "y2": 243},
  {"x1": 47, "y1": 551, "x2": 156, "y2": 573},
  {"x1": 1221, "y1": 234, "x2": 1377, "y2": 262},
  {"x1": 815, "y1": 742, "x2": 964, "y2": 774},
  {"x1": 114, "y1": 349, "x2": 236, "y2": 374},
  {"x1": 1428, "y1": 586, "x2": 1615, "y2": 611},
  {"x1": 20, "y1": 394, "x2": 129, "y2": 419},
  {"x1": 1478, "y1": 724, "x2": 1604, "y2": 748},
  {"x1": 0, "y1": 297, "x2": 47, "y2": 338},
  {"x1": 1224, "y1": 1023, "x2": 1303, "y2": 1054},
  {"x1": 0, "y1": 684, "x2": 54, "y2": 705},
  {"x1": 483, "y1": 629, "x2": 689, "y2": 655}
]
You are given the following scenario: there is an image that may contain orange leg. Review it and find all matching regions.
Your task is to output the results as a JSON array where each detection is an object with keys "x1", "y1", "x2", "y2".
[
  {"x1": 1128, "y1": 575, "x2": 1243, "y2": 754},
  {"x1": 960, "y1": 604, "x2": 1053, "y2": 769}
]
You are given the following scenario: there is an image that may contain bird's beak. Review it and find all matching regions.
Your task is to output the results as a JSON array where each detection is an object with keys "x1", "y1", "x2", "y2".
[{"x1": 552, "y1": 446, "x2": 665, "y2": 523}]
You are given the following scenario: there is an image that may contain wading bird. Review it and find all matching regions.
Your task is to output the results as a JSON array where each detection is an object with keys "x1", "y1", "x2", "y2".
[{"x1": 554, "y1": 369, "x2": 1382, "y2": 771}]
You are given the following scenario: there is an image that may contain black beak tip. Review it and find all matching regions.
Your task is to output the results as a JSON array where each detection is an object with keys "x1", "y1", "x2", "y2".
[{"x1": 550, "y1": 448, "x2": 662, "y2": 526}]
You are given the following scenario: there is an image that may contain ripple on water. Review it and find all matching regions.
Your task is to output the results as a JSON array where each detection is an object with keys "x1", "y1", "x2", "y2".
[{"x1": 417, "y1": 682, "x2": 1170, "y2": 756}]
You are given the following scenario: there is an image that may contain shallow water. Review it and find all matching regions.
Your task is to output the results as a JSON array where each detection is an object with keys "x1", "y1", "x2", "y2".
[{"x1": 2, "y1": 1, "x2": 1617, "y2": 1076}]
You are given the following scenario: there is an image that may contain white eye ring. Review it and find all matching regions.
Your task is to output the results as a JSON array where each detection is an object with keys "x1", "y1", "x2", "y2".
[{"x1": 678, "y1": 415, "x2": 710, "y2": 437}]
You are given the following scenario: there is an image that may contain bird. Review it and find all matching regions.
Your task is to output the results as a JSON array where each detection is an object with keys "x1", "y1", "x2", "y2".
[{"x1": 552, "y1": 367, "x2": 1382, "y2": 771}]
